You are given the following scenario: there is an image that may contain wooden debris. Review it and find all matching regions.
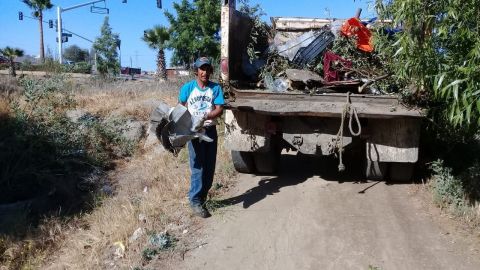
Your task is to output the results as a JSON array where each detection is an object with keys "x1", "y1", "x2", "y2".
[{"x1": 285, "y1": 69, "x2": 324, "y2": 90}]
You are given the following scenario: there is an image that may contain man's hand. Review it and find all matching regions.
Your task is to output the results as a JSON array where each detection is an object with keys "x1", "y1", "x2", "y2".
[
  {"x1": 206, "y1": 105, "x2": 223, "y2": 120},
  {"x1": 191, "y1": 114, "x2": 208, "y2": 132}
]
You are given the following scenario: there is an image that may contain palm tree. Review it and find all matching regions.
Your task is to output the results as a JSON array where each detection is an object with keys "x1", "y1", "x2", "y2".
[
  {"x1": 0, "y1": 47, "x2": 24, "y2": 77},
  {"x1": 142, "y1": 26, "x2": 170, "y2": 80},
  {"x1": 22, "y1": 0, "x2": 53, "y2": 63}
]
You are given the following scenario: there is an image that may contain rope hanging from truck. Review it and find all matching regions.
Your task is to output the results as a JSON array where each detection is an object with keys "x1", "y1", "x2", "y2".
[{"x1": 333, "y1": 92, "x2": 362, "y2": 172}]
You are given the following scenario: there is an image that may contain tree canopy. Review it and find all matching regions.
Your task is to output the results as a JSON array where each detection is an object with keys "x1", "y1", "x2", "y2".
[
  {"x1": 142, "y1": 25, "x2": 170, "y2": 80},
  {"x1": 63, "y1": 45, "x2": 90, "y2": 63},
  {"x1": 93, "y1": 17, "x2": 120, "y2": 77},
  {"x1": 0, "y1": 46, "x2": 24, "y2": 77},
  {"x1": 164, "y1": 0, "x2": 220, "y2": 68},
  {"x1": 22, "y1": 0, "x2": 53, "y2": 63},
  {"x1": 376, "y1": 0, "x2": 480, "y2": 128}
]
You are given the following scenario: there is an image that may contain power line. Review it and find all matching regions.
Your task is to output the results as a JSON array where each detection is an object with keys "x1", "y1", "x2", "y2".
[
  {"x1": 20, "y1": 13, "x2": 94, "y2": 44},
  {"x1": 62, "y1": 29, "x2": 93, "y2": 43}
]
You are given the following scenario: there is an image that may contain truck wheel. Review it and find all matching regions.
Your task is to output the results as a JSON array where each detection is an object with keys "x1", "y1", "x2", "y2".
[
  {"x1": 231, "y1": 151, "x2": 255, "y2": 173},
  {"x1": 253, "y1": 150, "x2": 280, "y2": 174},
  {"x1": 365, "y1": 160, "x2": 388, "y2": 180},
  {"x1": 389, "y1": 162, "x2": 415, "y2": 182}
]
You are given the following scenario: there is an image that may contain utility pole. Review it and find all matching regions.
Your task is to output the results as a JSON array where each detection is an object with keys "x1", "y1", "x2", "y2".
[
  {"x1": 135, "y1": 50, "x2": 139, "y2": 68},
  {"x1": 57, "y1": 6, "x2": 63, "y2": 63},
  {"x1": 57, "y1": 0, "x2": 112, "y2": 64}
]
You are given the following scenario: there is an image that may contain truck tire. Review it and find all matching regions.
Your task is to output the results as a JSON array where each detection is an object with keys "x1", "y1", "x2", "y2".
[
  {"x1": 253, "y1": 151, "x2": 279, "y2": 174},
  {"x1": 231, "y1": 151, "x2": 255, "y2": 173},
  {"x1": 389, "y1": 162, "x2": 415, "y2": 182},
  {"x1": 365, "y1": 160, "x2": 388, "y2": 180}
]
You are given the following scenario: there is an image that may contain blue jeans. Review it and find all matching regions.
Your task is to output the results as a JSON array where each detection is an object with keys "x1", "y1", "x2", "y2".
[{"x1": 188, "y1": 127, "x2": 218, "y2": 206}]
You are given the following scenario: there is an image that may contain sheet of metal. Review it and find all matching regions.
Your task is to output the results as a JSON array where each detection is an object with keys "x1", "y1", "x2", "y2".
[
  {"x1": 275, "y1": 31, "x2": 317, "y2": 61},
  {"x1": 272, "y1": 17, "x2": 332, "y2": 31}
]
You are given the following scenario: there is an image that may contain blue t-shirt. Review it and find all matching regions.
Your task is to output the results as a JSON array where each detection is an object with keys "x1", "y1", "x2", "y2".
[{"x1": 178, "y1": 80, "x2": 225, "y2": 125}]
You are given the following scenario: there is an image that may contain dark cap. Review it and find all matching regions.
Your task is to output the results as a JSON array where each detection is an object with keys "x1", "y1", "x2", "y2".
[{"x1": 194, "y1": 57, "x2": 212, "y2": 69}]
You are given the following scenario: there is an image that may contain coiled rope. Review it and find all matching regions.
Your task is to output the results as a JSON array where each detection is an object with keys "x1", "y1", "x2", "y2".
[{"x1": 334, "y1": 92, "x2": 362, "y2": 172}]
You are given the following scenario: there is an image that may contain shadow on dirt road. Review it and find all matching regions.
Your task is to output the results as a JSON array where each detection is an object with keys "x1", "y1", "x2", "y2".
[
  {"x1": 219, "y1": 152, "x2": 394, "y2": 209},
  {"x1": 184, "y1": 153, "x2": 480, "y2": 270}
]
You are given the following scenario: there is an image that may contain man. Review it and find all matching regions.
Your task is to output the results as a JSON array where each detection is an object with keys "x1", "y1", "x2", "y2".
[{"x1": 179, "y1": 57, "x2": 225, "y2": 218}]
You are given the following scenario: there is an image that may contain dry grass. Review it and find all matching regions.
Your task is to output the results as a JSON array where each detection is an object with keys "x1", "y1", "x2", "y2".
[
  {"x1": 0, "y1": 76, "x2": 21, "y2": 106},
  {"x1": 43, "y1": 132, "x2": 235, "y2": 269},
  {"x1": 0, "y1": 98, "x2": 10, "y2": 120},
  {"x1": 43, "y1": 153, "x2": 190, "y2": 269},
  {"x1": 0, "y1": 77, "x2": 237, "y2": 270},
  {"x1": 74, "y1": 78, "x2": 190, "y2": 120},
  {"x1": 0, "y1": 76, "x2": 236, "y2": 270}
]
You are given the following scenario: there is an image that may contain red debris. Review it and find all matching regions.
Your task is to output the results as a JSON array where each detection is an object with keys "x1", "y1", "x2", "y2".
[{"x1": 341, "y1": 17, "x2": 374, "y2": 52}]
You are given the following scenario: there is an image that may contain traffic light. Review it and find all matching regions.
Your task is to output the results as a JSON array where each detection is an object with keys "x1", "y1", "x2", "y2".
[
  {"x1": 144, "y1": 30, "x2": 147, "y2": 38},
  {"x1": 18, "y1": 12, "x2": 23, "y2": 20},
  {"x1": 156, "y1": 0, "x2": 162, "y2": 9},
  {"x1": 48, "y1": 20, "x2": 53, "y2": 28}
]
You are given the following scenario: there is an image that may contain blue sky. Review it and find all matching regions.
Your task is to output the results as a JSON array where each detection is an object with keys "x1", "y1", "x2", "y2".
[{"x1": 0, "y1": 0, "x2": 375, "y2": 71}]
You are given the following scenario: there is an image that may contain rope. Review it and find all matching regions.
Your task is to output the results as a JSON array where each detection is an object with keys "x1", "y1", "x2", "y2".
[
  {"x1": 336, "y1": 104, "x2": 347, "y2": 172},
  {"x1": 333, "y1": 92, "x2": 362, "y2": 172},
  {"x1": 349, "y1": 105, "x2": 361, "y2": 136}
]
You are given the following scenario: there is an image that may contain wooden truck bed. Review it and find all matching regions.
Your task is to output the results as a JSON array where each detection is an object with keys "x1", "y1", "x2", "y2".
[{"x1": 226, "y1": 89, "x2": 423, "y2": 119}]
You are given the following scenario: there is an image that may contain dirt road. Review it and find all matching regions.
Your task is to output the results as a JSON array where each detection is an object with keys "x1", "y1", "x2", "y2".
[{"x1": 181, "y1": 153, "x2": 480, "y2": 270}]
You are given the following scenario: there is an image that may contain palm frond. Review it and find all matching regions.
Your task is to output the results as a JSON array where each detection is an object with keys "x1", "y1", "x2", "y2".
[
  {"x1": 142, "y1": 25, "x2": 170, "y2": 50},
  {"x1": 22, "y1": 0, "x2": 53, "y2": 11}
]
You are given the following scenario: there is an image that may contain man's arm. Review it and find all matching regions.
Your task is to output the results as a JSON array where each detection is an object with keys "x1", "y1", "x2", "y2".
[{"x1": 206, "y1": 105, "x2": 223, "y2": 120}]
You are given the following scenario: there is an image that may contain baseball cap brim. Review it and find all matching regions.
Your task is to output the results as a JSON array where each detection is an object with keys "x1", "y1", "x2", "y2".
[{"x1": 194, "y1": 57, "x2": 212, "y2": 68}]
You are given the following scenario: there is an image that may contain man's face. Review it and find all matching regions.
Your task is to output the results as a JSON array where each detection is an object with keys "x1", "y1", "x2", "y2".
[{"x1": 197, "y1": 65, "x2": 212, "y2": 84}]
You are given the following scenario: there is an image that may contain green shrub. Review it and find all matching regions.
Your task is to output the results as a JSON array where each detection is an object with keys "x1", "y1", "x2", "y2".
[
  {"x1": 19, "y1": 60, "x2": 92, "y2": 74},
  {"x1": 376, "y1": 0, "x2": 480, "y2": 128},
  {"x1": 19, "y1": 60, "x2": 63, "y2": 73},
  {"x1": 430, "y1": 156, "x2": 480, "y2": 216},
  {"x1": 79, "y1": 115, "x2": 136, "y2": 163},
  {"x1": 72, "y1": 61, "x2": 92, "y2": 74},
  {"x1": 430, "y1": 160, "x2": 466, "y2": 209},
  {"x1": 0, "y1": 75, "x2": 137, "y2": 232}
]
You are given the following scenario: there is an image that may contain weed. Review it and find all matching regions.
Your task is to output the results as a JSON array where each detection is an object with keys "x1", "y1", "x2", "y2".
[
  {"x1": 133, "y1": 267, "x2": 152, "y2": 270},
  {"x1": 431, "y1": 160, "x2": 466, "y2": 209},
  {"x1": 142, "y1": 247, "x2": 159, "y2": 261},
  {"x1": 148, "y1": 232, "x2": 176, "y2": 250},
  {"x1": 0, "y1": 75, "x2": 143, "y2": 269},
  {"x1": 204, "y1": 199, "x2": 231, "y2": 214},
  {"x1": 81, "y1": 116, "x2": 137, "y2": 163},
  {"x1": 0, "y1": 76, "x2": 21, "y2": 99},
  {"x1": 142, "y1": 232, "x2": 177, "y2": 261},
  {"x1": 213, "y1": 182, "x2": 224, "y2": 190},
  {"x1": 177, "y1": 147, "x2": 190, "y2": 163},
  {"x1": 9, "y1": 77, "x2": 236, "y2": 269},
  {"x1": 430, "y1": 159, "x2": 480, "y2": 225}
]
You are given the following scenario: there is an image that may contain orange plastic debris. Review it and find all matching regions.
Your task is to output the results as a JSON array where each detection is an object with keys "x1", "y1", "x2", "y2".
[{"x1": 341, "y1": 17, "x2": 374, "y2": 52}]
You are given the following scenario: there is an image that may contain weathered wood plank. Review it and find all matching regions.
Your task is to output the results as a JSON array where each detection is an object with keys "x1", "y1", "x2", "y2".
[
  {"x1": 227, "y1": 98, "x2": 423, "y2": 119},
  {"x1": 366, "y1": 118, "x2": 421, "y2": 162}
]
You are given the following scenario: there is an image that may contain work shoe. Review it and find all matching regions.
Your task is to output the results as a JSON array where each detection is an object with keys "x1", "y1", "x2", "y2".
[{"x1": 191, "y1": 204, "x2": 211, "y2": 218}]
